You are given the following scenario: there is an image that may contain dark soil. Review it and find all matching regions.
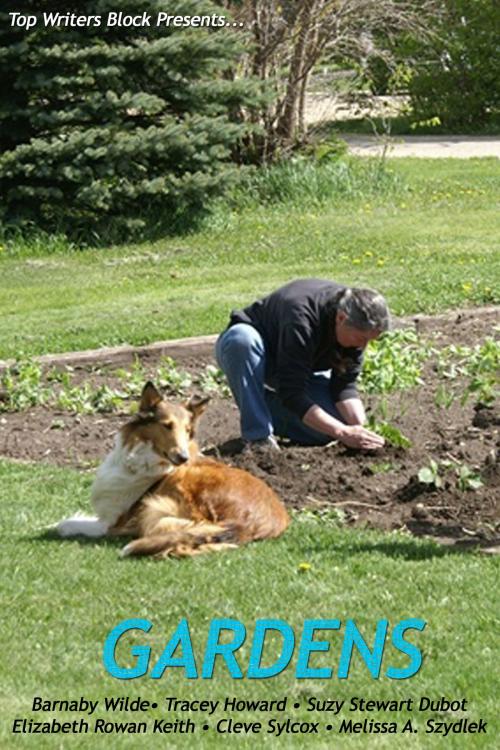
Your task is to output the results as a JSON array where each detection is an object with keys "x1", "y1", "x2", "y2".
[{"x1": 1, "y1": 307, "x2": 498, "y2": 551}]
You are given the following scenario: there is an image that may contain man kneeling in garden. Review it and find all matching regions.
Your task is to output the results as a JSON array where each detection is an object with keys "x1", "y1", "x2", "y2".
[{"x1": 215, "y1": 279, "x2": 390, "y2": 451}]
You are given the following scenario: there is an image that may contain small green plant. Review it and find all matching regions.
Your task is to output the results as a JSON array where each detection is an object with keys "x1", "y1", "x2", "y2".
[
  {"x1": 418, "y1": 459, "x2": 443, "y2": 489},
  {"x1": 435, "y1": 344, "x2": 471, "y2": 380},
  {"x1": 293, "y1": 506, "x2": 347, "y2": 526},
  {"x1": 0, "y1": 359, "x2": 50, "y2": 412},
  {"x1": 418, "y1": 459, "x2": 484, "y2": 493},
  {"x1": 115, "y1": 357, "x2": 147, "y2": 398},
  {"x1": 56, "y1": 383, "x2": 127, "y2": 414},
  {"x1": 198, "y1": 365, "x2": 231, "y2": 398},
  {"x1": 436, "y1": 338, "x2": 499, "y2": 407},
  {"x1": 367, "y1": 417, "x2": 412, "y2": 449},
  {"x1": 455, "y1": 464, "x2": 484, "y2": 492},
  {"x1": 435, "y1": 383, "x2": 456, "y2": 409},
  {"x1": 360, "y1": 330, "x2": 430, "y2": 395},
  {"x1": 46, "y1": 366, "x2": 74, "y2": 387},
  {"x1": 155, "y1": 357, "x2": 192, "y2": 395},
  {"x1": 462, "y1": 374, "x2": 498, "y2": 407},
  {"x1": 367, "y1": 461, "x2": 396, "y2": 475}
]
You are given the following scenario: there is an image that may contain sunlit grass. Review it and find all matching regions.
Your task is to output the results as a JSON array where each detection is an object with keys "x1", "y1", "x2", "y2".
[
  {"x1": 0, "y1": 459, "x2": 498, "y2": 748},
  {"x1": 0, "y1": 158, "x2": 498, "y2": 360}
]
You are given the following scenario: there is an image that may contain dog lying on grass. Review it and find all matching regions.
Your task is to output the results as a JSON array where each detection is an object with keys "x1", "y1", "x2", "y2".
[{"x1": 57, "y1": 382, "x2": 289, "y2": 558}]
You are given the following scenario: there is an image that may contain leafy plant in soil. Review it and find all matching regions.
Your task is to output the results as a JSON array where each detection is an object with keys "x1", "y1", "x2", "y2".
[
  {"x1": 367, "y1": 417, "x2": 412, "y2": 449},
  {"x1": 461, "y1": 338, "x2": 499, "y2": 406},
  {"x1": 417, "y1": 459, "x2": 484, "y2": 493},
  {"x1": 418, "y1": 459, "x2": 443, "y2": 489},
  {"x1": 360, "y1": 329, "x2": 430, "y2": 394},
  {"x1": 155, "y1": 357, "x2": 193, "y2": 394},
  {"x1": 367, "y1": 461, "x2": 397, "y2": 475},
  {"x1": 197, "y1": 365, "x2": 231, "y2": 398},
  {"x1": 0, "y1": 359, "x2": 50, "y2": 411},
  {"x1": 455, "y1": 464, "x2": 484, "y2": 492},
  {"x1": 434, "y1": 383, "x2": 455, "y2": 409},
  {"x1": 56, "y1": 383, "x2": 128, "y2": 414},
  {"x1": 115, "y1": 356, "x2": 147, "y2": 398},
  {"x1": 435, "y1": 337, "x2": 499, "y2": 407}
]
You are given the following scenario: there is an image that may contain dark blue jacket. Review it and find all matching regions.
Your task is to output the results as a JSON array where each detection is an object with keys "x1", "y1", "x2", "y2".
[{"x1": 229, "y1": 278, "x2": 363, "y2": 418}]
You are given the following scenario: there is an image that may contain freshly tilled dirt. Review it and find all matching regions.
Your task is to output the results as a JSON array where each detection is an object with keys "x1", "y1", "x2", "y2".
[{"x1": 1, "y1": 307, "x2": 498, "y2": 551}]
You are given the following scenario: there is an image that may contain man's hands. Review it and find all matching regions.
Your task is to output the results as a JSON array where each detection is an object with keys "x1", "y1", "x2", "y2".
[
  {"x1": 337, "y1": 424, "x2": 385, "y2": 450},
  {"x1": 302, "y1": 402, "x2": 384, "y2": 450}
]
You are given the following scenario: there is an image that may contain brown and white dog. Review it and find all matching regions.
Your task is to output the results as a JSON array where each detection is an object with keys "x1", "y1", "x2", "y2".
[{"x1": 57, "y1": 382, "x2": 289, "y2": 558}]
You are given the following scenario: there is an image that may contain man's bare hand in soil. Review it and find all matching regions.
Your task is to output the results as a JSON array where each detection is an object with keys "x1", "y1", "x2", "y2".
[
  {"x1": 303, "y1": 404, "x2": 384, "y2": 450},
  {"x1": 337, "y1": 424, "x2": 384, "y2": 450}
]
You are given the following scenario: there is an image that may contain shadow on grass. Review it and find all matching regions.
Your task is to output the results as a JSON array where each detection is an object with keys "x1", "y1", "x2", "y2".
[
  {"x1": 288, "y1": 526, "x2": 487, "y2": 562},
  {"x1": 29, "y1": 521, "x2": 494, "y2": 564},
  {"x1": 31, "y1": 527, "x2": 127, "y2": 550}
]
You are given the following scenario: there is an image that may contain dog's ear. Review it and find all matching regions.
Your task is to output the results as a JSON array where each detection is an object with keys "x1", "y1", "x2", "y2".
[
  {"x1": 139, "y1": 381, "x2": 162, "y2": 416},
  {"x1": 185, "y1": 394, "x2": 210, "y2": 428}
]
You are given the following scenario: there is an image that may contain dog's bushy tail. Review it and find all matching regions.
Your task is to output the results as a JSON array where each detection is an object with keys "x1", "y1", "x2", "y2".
[{"x1": 120, "y1": 521, "x2": 241, "y2": 559}]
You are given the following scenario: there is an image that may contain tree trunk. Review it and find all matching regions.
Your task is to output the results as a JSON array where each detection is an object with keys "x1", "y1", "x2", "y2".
[{"x1": 276, "y1": 0, "x2": 317, "y2": 146}]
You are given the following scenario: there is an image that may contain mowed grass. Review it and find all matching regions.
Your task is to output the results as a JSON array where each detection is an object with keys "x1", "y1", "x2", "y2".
[
  {"x1": 0, "y1": 157, "x2": 498, "y2": 360},
  {"x1": 0, "y1": 459, "x2": 498, "y2": 749}
]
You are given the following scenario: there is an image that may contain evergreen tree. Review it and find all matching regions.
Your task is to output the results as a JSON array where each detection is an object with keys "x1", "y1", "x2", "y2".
[{"x1": 0, "y1": 1, "x2": 258, "y2": 238}]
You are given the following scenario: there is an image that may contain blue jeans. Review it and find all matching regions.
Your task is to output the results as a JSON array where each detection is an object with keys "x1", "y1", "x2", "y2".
[{"x1": 215, "y1": 323, "x2": 344, "y2": 445}]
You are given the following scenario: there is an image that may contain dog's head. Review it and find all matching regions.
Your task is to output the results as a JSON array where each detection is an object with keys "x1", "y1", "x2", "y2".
[{"x1": 122, "y1": 382, "x2": 210, "y2": 469}]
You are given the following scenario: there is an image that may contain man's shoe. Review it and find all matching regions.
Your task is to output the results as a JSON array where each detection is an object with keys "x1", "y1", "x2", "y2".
[{"x1": 246, "y1": 435, "x2": 281, "y2": 452}]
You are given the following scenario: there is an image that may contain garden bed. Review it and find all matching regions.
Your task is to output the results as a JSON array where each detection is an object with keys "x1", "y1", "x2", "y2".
[{"x1": 1, "y1": 307, "x2": 498, "y2": 551}]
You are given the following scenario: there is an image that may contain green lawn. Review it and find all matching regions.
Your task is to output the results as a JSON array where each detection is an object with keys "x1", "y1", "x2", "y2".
[
  {"x1": 0, "y1": 460, "x2": 498, "y2": 749},
  {"x1": 0, "y1": 157, "x2": 498, "y2": 360}
]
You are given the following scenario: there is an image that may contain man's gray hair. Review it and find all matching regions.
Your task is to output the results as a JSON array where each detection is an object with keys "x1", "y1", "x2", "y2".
[{"x1": 337, "y1": 287, "x2": 391, "y2": 332}]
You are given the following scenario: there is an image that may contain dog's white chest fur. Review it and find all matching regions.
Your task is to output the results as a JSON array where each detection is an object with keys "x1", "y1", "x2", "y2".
[
  {"x1": 57, "y1": 433, "x2": 167, "y2": 538},
  {"x1": 92, "y1": 434, "x2": 168, "y2": 524}
]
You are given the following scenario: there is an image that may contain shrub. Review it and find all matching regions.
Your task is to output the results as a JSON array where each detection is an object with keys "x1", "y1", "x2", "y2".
[{"x1": 408, "y1": 0, "x2": 499, "y2": 129}]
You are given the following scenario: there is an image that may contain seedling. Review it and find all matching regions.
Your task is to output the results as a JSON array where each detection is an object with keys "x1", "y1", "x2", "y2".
[
  {"x1": 115, "y1": 356, "x2": 146, "y2": 397},
  {"x1": 156, "y1": 357, "x2": 192, "y2": 394},
  {"x1": 294, "y1": 506, "x2": 347, "y2": 526},
  {"x1": 461, "y1": 374, "x2": 498, "y2": 407},
  {"x1": 0, "y1": 359, "x2": 49, "y2": 411},
  {"x1": 435, "y1": 344, "x2": 471, "y2": 381},
  {"x1": 418, "y1": 459, "x2": 443, "y2": 489},
  {"x1": 360, "y1": 330, "x2": 430, "y2": 394},
  {"x1": 367, "y1": 417, "x2": 411, "y2": 449},
  {"x1": 56, "y1": 383, "x2": 127, "y2": 414},
  {"x1": 436, "y1": 338, "x2": 499, "y2": 407},
  {"x1": 367, "y1": 461, "x2": 396, "y2": 475},
  {"x1": 435, "y1": 384, "x2": 455, "y2": 409},
  {"x1": 455, "y1": 465, "x2": 484, "y2": 492},
  {"x1": 198, "y1": 365, "x2": 231, "y2": 398}
]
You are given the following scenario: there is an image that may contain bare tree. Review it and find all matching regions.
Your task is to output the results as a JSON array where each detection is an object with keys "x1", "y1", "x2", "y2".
[{"x1": 227, "y1": 0, "x2": 440, "y2": 162}]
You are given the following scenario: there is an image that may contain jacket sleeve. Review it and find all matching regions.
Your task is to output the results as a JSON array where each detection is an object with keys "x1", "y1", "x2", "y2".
[{"x1": 330, "y1": 348, "x2": 363, "y2": 402}]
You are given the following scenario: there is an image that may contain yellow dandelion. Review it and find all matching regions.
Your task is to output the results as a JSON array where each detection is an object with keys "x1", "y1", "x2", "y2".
[{"x1": 298, "y1": 562, "x2": 312, "y2": 573}]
